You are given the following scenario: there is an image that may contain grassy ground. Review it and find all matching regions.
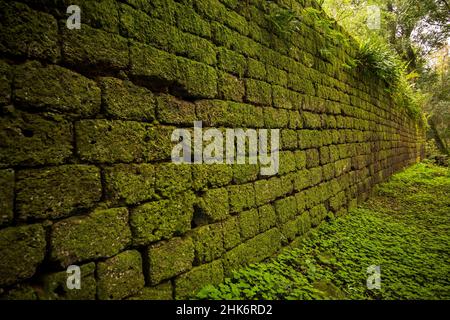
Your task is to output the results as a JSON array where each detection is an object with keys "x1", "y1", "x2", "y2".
[{"x1": 198, "y1": 162, "x2": 450, "y2": 300}]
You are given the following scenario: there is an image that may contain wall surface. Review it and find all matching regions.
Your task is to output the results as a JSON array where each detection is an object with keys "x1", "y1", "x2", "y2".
[{"x1": 0, "y1": 0, "x2": 425, "y2": 299}]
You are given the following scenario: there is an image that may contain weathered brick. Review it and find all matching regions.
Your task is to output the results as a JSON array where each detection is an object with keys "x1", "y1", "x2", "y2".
[
  {"x1": 39, "y1": 262, "x2": 96, "y2": 300},
  {"x1": 175, "y1": 260, "x2": 224, "y2": 299},
  {"x1": 0, "y1": 2, "x2": 59, "y2": 62},
  {"x1": 99, "y1": 77, "x2": 156, "y2": 121},
  {"x1": 156, "y1": 94, "x2": 197, "y2": 125},
  {"x1": 221, "y1": 216, "x2": 241, "y2": 250},
  {"x1": 228, "y1": 183, "x2": 256, "y2": 213},
  {"x1": 0, "y1": 224, "x2": 46, "y2": 286},
  {"x1": 130, "y1": 192, "x2": 194, "y2": 245},
  {"x1": 196, "y1": 188, "x2": 229, "y2": 224},
  {"x1": 16, "y1": 165, "x2": 102, "y2": 221},
  {"x1": 14, "y1": 61, "x2": 101, "y2": 116},
  {"x1": 146, "y1": 237, "x2": 194, "y2": 285},
  {"x1": 0, "y1": 109, "x2": 73, "y2": 168},
  {"x1": 0, "y1": 60, "x2": 12, "y2": 105},
  {"x1": 104, "y1": 164, "x2": 155, "y2": 205},
  {"x1": 0, "y1": 169, "x2": 14, "y2": 226},
  {"x1": 50, "y1": 207, "x2": 131, "y2": 267},
  {"x1": 238, "y1": 209, "x2": 259, "y2": 240},
  {"x1": 76, "y1": 120, "x2": 173, "y2": 163},
  {"x1": 190, "y1": 223, "x2": 224, "y2": 264},
  {"x1": 62, "y1": 24, "x2": 128, "y2": 71},
  {"x1": 97, "y1": 250, "x2": 145, "y2": 300}
]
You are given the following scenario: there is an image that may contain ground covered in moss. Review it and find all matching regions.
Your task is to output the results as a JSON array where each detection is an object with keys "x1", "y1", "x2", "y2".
[{"x1": 198, "y1": 162, "x2": 450, "y2": 300}]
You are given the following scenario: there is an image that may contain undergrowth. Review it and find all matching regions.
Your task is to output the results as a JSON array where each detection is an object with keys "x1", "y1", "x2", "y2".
[{"x1": 197, "y1": 162, "x2": 450, "y2": 300}]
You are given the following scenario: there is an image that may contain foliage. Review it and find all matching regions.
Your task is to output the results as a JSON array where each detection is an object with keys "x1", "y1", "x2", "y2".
[{"x1": 197, "y1": 163, "x2": 450, "y2": 300}]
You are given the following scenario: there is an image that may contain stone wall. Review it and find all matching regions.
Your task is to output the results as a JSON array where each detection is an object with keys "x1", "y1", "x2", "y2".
[{"x1": 0, "y1": 0, "x2": 425, "y2": 299}]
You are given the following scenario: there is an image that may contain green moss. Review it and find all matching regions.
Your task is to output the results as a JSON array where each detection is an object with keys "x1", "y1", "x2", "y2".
[
  {"x1": 221, "y1": 216, "x2": 241, "y2": 250},
  {"x1": 177, "y1": 56, "x2": 218, "y2": 98},
  {"x1": 306, "y1": 148, "x2": 320, "y2": 168},
  {"x1": 245, "y1": 79, "x2": 272, "y2": 106},
  {"x1": 192, "y1": 164, "x2": 233, "y2": 191},
  {"x1": 217, "y1": 71, "x2": 245, "y2": 102},
  {"x1": 147, "y1": 237, "x2": 194, "y2": 285},
  {"x1": 0, "y1": 169, "x2": 14, "y2": 226},
  {"x1": 289, "y1": 110, "x2": 303, "y2": 129},
  {"x1": 280, "y1": 218, "x2": 299, "y2": 243},
  {"x1": 156, "y1": 94, "x2": 197, "y2": 125},
  {"x1": 224, "y1": 9, "x2": 249, "y2": 35},
  {"x1": 263, "y1": 107, "x2": 289, "y2": 128},
  {"x1": 0, "y1": 2, "x2": 59, "y2": 62},
  {"x1": 280, "y1": 173, "x2": 295, "y2": 196},
  {"x1": 98, "y1": 250, "x2": 145, "y2": 300},
  {"x1": 228, "y1": 183, "x2": 256, "y2": 213},
  {"x1": 302, "y1": 112, "x2": 322, "y2": 129},
  {"x1": 273, "y1": 85, "x2": 293, "y2": 109},
  {"x1": 247, "y1": 58, "x2": 267, "y2": 80},
  {"x1": 196, "y1": 188, "x2": 230, "y2": 224},
  {"x1": 130, "y1": 41, "x2": 179, "y2": 82},
  {"x1": 62, "y1": 23, "x2": 128, "y2": 71},
  {"x1": 130, "y1": 192, "x2": 194, "y2": 245},
  {"x1": 39, "y1": 263, "x2": 96, "y2": 300},
  {"x1": 176, "y1": 3, "x2": 212, "y2": 38},
  {"x1": 75, "y1": 120, "x2": 173, "y2": 163},
  {"x1": 1, "y1": 283, "x2": 38, "y2": 300},
  {"x1": 0, "y1": 109, "x2": 73, "y2": 168},
  {"x1": 155, "y1": 163, "x2": 191, "y2": 198},
  {"x1": 0, "y1": 224, "x2": 46, "y2": 286},
  {"x1": 254, "y1": 177, "x2": 283, "y2": 205},
  {"x1": 193, "y1": 0, "x2": 227, "y2": 21},
  {"x1": 267, "y1": 65, "x2": 288, "y2": 87},
  {"x1": 238, "y1": 209, "x2": 260, "y2": 240},
  {"x1": 16, "y1": 165, "x2": 102, "y2": 221},
  {"x1": 128, "y1": 282, "x2": 173, "y2": 300},
  {"x1": 172, "y1": 31, "x2": 217, "y2": 65},
  {"x1": 14, "y1": 61, "x2": 101, "y2": 116},
  {"x1": 99, "y1": 77, "x2": 156, "y2": 121},
  {"x1": 190, "y1": 223, "x2": 225, "y2": 264},
  {"x1": 175, "y1": 260, "x2": 224, "y2": 299},
  {"x1": 50, "y1": 207, "x2": 131, "y2": 267},
  {"x1": 274, "y1": 196, "x2": 297, "y2": 225},
  {"x1": 294, "y1": 150, "x2": 307, "y2": 169},
  {"x1": 233, "y1": 164, "x2": 259, "y2": 184},
  {"x1": 227, "y1": 102, "x2": 264, "y2": 128},
  {"x1": 258, "y1": 204, "x2": 277, "y2": 232},
  {"x1": 0, "y1": 60, "x2": 11, "y2": 105},
  {"x1": 104, "y1": 164, "x2": 155, "y2": 205},
  {"x1": 218, "y1": 47, "x2": 246, "y2": 77},
  {"x1": 279, "y1": 151, "x2": 296, "y2": 175}
]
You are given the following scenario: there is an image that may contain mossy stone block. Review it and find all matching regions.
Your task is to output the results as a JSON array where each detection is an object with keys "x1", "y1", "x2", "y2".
[
  {"x1": 258, "y1": 204, "x2": 277, "y2": 232},
  {"x1": 190, "y1": 223, "x2": 224, "y2": 264},
  {"x1": 104, "y1": 164, "x2": 155, "y2": 205},
  {"x1": 39, "y1": 262, "x2": 96, "y2": 300},
  {"x1": 0, "y1": 60, "x2": 12, "y2": 105},
  {"x1": 0, "y1": 2, "x2": 59, "y2": 62},
  {"x1": 192, "y1": 164, "x2": 233, "y2": 191},
  {"x1": 146, "y1": 237, "x2": 194, "y2": 285},
  {"x1": 0, "y1": 169, "x2": 14, "y2": 226},
  {"x1": 14, "y1": 61, "x2": 100, "y2": 116},
  {"x1": 173, "y1": 31, "x2": 217, "y2": 66},
  {"x1": 176, "y1": 3, "x2": 211, "y2": 38},
  {"x1": 233, "y1": 164, "x2": 259, "y2": 184},
  {"x1": 0, "y1": 110, "x2": 73, "y2": 168},
  {"x1": 274, "y1": 196, "x2": 297, "y2": 224},
  {"x1": 238, "y1": 209, "x2": 259, "y2": 240},
  {"x1": 263, "y1": 107, "x2": 289, "y2": 128},
  {"x1": 228, "y1": 183, "x2": 256, "y2": 213},
  {"x1": 0, "y1": 224, "x2": 46, "y2": 286},
  {"x1": 217, "y1": 72, "x2": 245, "y2": 102},
  {"x1": 177, "y1": 57, "x2": 218, "y2": 98},
  {"x1": 62, "y1": 24, "x2": 128, "y2": 71},
  {"x1": 246, "y1": 58, "x2": 266, "y2": 80},
  {"x1": 155, "y1": 163, "x2": 191, "y2": 198},
  {"x1": 50, "y1": 207, "x2": 131, "y2": 267},
  {"x1": 76, "y1": 120, "x2": 173, "y2": 163},
  {"x1": 16, "y1": 165, "x2": 102, "y2": 221},
  {"x1": 130, "y1": 193, "x2": 194, "y2": 245},
  {"x1": 306, "y1": 148, "x2": 320, "y2": 168},
  {"x1": 99, "y1": 77, "x2": 156, "y2": 121},
  {"x1": 174, "y1": 260, "x2": 224, "y2": 299},
  {"x1": 196, "y1": 188, "x2": 229, "y2": 224},
  {"x1": 245, "y1": 79, "x2": 272, "y2": 106},
  {"x1": 156, "y1": 94, "x2": 197, "y2": 125},
  {"x1": 221, "y1": 216, "x2": 241, "y2": 250},
  {"x1": 218, "y1": 47, "x2": 246, "y2": 77},
  {"x1": 98, "y1": 250, "x2": 145, "y2": 300}
]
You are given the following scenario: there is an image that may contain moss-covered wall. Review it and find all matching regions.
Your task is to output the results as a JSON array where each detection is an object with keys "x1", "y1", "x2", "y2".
[{"x1": 0, "y1": 0, "x2": 425, "y2": 299}]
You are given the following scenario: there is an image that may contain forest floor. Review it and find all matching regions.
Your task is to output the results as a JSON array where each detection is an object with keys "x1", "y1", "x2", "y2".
[{"x1": 198, "y1": 161, "x2": 450, "y2": 300}]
